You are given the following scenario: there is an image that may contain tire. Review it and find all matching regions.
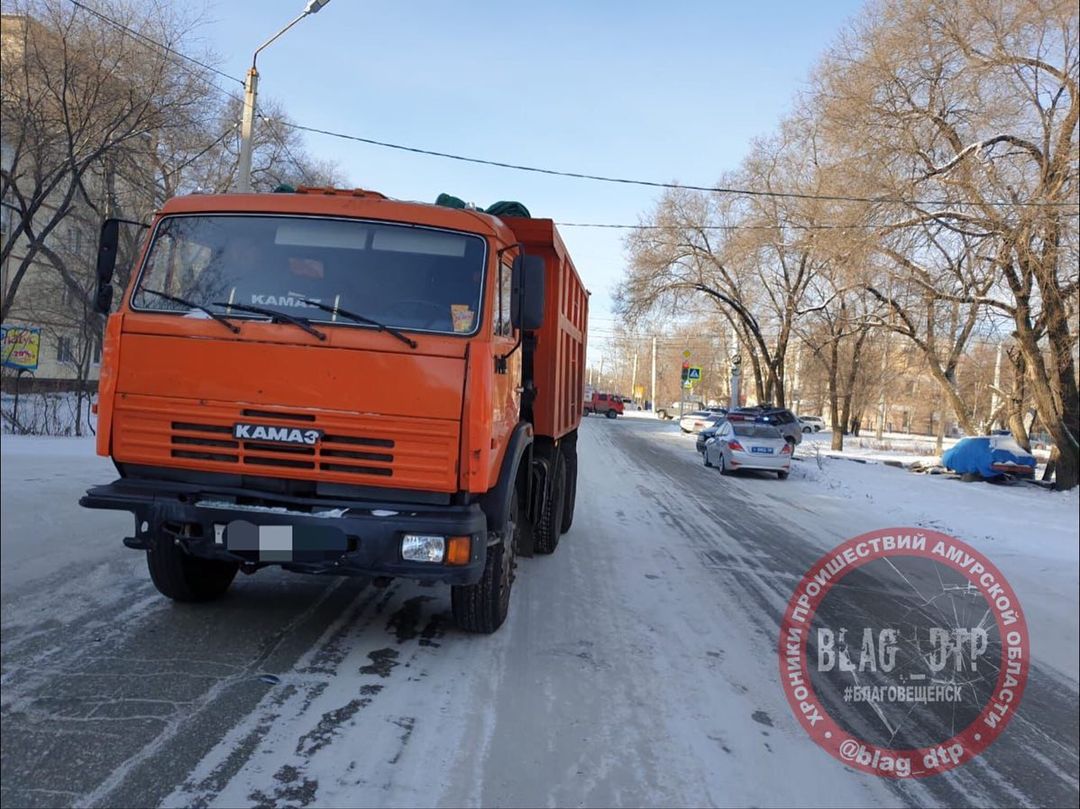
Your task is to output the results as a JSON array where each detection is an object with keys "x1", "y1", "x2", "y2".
[
  {"x1": 452, "y1": 489, "x2": 518, "y2": 633},
  {"x1": 802, "y1": 426, "x2": 812, "y2": 433},
  {"x1": 559, "y1": 444, "x2": 577, "y2": 534},
  {"x1": 656, "y1": 409, "x2": 667, "y2": 420},
  {"x1": 534, "y1": 450, "x2": 567, "y2": 554},
  {"x1": 777, "y1": 471, "x2": 789, "y2": 480},
  {"x1": 606, "y1": 409, "x2": 617, "y2": 419},
  {"x1": 718, "y1": 454, "x2": 731, "y2": 476},
  {"x1": 704, "y1": 450, "x2": 713, "y2": 468},
  {"x1": 146, "y1": 534, "x2": 238, "y2": 602}
]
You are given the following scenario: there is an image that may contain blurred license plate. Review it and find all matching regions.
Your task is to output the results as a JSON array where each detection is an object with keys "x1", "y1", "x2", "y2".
[
  {"x1": 751, "y1": 446, "x2": 774, "y2": 454},
  {"x1": 224, "y1": 521, "x2": 348, "y2": 561}
]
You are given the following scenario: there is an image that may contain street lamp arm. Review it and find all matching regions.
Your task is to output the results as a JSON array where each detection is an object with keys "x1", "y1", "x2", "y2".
[
  {"x1": 236, "y1": 1, "x2": 331, "y2": 193},
  {"x1": 251, "y1": 12, "x2": 309, "y2": 70}
]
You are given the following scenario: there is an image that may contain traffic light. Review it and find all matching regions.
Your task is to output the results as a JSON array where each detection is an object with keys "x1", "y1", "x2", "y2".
[{"x1": 681, "y1": 360, "x2": 690, "y2": 382}]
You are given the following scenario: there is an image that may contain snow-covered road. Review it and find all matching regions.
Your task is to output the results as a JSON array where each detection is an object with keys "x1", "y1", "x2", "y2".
[{"x1": 2, "y1": 419, "x2": 1077, "y2": 808}]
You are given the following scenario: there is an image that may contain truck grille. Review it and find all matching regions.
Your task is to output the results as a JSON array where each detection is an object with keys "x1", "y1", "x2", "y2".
[{"x1": 112, "y1": 395, "x2": 458, "y2": 492}]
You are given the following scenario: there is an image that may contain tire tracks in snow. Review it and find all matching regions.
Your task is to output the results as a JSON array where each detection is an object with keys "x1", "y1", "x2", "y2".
[{"x1": 610, "y1": 419, "x2": 1078, "y2": 808}]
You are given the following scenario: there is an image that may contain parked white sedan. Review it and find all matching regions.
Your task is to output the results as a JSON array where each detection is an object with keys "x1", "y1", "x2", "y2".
[
  {"x1": 703, "y1": 421, "x2": 791, "y2": 479},
  {"x1": 679, "y1": 411, "x2": 723, "y2": 434}
]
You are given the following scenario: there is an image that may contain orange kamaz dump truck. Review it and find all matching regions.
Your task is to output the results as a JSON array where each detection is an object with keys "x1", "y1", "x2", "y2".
[{"x1": 80, "y1": 187, "x2": 588, "y2": 633}]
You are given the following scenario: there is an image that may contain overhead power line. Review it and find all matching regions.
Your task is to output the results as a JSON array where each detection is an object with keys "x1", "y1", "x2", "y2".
[
  {"x1": 66, "y1": 0, "x2": 1080, "y2": 214},
  {"x1": 558, "y1": 221, "x2": 870, "y2": 231},
  {"x1": 67, "y1": 0, "x2": 245, "y2": 87},
  {"x1": 281, "y1": 121, "x2": 1079, "y2": 210}
]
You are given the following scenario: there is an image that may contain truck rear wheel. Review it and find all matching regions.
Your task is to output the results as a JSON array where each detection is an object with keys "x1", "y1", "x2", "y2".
[
  {"x1": 146, "y1": 534, "x2": 239, "y2": 602},
  {"x1": 452, "y1": 489, "x2": 518, "y2": 633},
  {"x1": 605, "y1": 409, "x2": 618, "y2": 419},
  {"x1": 534, "y1": 450, "x2": 566, "y2": 554}
]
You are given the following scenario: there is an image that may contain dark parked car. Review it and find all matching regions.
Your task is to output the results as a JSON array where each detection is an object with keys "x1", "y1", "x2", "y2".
[
  {"x1": 729, "y1": 405, "x2": 803, "y2": 445},
  {"x1": 697, "y1": 420, "x2": 723, "y2": 453}
]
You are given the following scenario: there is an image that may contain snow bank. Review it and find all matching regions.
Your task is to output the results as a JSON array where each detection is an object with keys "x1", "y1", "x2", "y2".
[
  {"x1": 1, "y1": 392, "x2": 97, "y2": 437},
  {"x1": 788, "y1": 451, "x2": 1079, "y2": 679}
]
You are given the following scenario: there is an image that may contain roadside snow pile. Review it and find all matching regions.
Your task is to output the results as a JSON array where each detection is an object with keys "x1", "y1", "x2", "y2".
[
  {"x1": 790, "y1": 452, "x2": 1077, "y2": 561},
  {"x1": 622, "y1": 409, "x2": 662, "y2": 420},
  {"x1": 0, "y1": 432, "x2": 98, "y2": 456},
  {"x1": 801, "y1": 431, "x2": 950, "y2": 467},
  {"x1": 1, "y1": 392, "x2": 96, "y2": 436},
  {"x1": 789, "y1": 451, "x2": 1079, "y2": 679},
  {"x1": 800, "y1": 430, "x2": 1051, "y2": 476}
]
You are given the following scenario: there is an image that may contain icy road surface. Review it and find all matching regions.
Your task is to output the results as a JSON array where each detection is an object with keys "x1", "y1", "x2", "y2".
[{"x1": 1, "y1": 421, "x2": 1077, "y2": 808}]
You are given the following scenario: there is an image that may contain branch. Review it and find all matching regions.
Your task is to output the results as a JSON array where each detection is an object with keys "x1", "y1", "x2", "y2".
[{"x1": 922, "y1": 134, "x2": 1046, "y2": 179}]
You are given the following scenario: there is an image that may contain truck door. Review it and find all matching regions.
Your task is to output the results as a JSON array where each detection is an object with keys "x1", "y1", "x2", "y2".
[{"x1": 492, "y1": 256, "x2": 521, "y2": 448}]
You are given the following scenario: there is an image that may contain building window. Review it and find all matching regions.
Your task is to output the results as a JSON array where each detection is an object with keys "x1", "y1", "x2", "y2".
[
  {"x1": 62, "y1": 284, "x2": 81, "y2": 309},
  {"x1": 57, "y1": 336, "x2": 75, "y2": 363}
]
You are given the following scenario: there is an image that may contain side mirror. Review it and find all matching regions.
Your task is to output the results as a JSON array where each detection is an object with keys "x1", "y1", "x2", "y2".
[
  {"x1": 95, "y1": 283, "x2": 114, "y2": 315},
  {"x1": 95, "y1": 219, "x2": 120, "y2": 315},
  {"x1": 511, "y1": 254, "x2": 545, "y2": 331},
  {"x1": 96, "y1": 219, "x2": 120, "y2": 284}
]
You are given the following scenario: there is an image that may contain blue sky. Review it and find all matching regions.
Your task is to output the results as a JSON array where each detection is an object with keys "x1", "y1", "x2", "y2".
[{"x1": 196, "y1": 1, "x2": 865, "y2": 353}]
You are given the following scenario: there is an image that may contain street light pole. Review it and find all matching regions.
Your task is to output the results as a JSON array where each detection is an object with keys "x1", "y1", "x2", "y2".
[{"x1": 236, "y1": 0, "x2": 332, "y2": 193}]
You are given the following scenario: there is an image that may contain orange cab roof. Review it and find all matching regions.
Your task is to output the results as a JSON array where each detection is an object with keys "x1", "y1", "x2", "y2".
[{"x1": 159, "y1": 188, "x2": 523, "y2": 244}]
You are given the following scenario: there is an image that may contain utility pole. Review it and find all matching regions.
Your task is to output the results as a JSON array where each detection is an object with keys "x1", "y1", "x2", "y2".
[
  {"x1": 791, "y1": 343, "x2": 802, "y2": 416},
  {"x1": 650, "y1": 336, "x2": 657, "y2": 411},
  {"x1": 989, "y1": 342, "x2": 1003, "y2": 431},
  {"x1": 875, "y1": 332, "x2": 891, "y2": 440},
  {"x1": 730, "y1": 355, "x2": 742, "y2": 411}
]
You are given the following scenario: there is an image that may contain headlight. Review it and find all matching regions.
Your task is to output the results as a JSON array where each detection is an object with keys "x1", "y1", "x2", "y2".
[{"x1": 401, "y1": 534, "x2": 445, "y2": 563}]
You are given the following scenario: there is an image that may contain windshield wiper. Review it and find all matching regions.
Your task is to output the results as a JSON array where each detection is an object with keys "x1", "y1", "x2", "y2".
[
  {"x1": 211, "y1": 301, "x2": 327, "y2": 341},
  {"x1": 296, "y1": 297, "x2": 417, "y2": 349},
  {"x1": 139, "y1": 289, "x2": 239, "y2": 333}
]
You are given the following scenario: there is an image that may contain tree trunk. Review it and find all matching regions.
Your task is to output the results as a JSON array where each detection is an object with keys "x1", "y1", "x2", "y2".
[
  {"x1": 1013, "y1": 304, "x2": 1079, "y2": 490},
  {"x1": 829, "y1": 340, "x2": 843, "y2": 451}
]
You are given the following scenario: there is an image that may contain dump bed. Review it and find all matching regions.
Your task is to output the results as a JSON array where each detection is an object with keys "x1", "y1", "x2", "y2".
[{"x1": 503, "y1": 217, "x2": 588, "y2": 440}]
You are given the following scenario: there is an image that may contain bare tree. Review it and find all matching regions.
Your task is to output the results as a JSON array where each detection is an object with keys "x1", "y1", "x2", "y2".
[
  {"x1": 813, "y1": 0, "x2": 1080, "y2": 488},
  {"x1": 0, "y1": 0, "x2": 218, "y2": 321}
]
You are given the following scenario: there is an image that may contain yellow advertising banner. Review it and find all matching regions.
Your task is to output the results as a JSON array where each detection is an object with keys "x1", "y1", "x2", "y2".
[{"x1": 1, "y1": 326, "x2": 41, "y2": 371}]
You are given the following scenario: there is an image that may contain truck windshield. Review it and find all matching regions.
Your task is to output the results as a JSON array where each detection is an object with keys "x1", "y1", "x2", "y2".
[{"x1": 131, "y1": 215, "x2": 486, "y2": 336}]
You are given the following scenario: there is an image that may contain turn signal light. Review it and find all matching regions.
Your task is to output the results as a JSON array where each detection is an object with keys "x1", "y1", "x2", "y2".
[
  {"x1": 446, "y1": 536, "x2": 471, "y2": 566},
  {"x1": 781, "y1": 443, "x2": 792, "y2": 454},
  {"x1": 729, "y1": 440, "x2": 745, "y2": 452}
]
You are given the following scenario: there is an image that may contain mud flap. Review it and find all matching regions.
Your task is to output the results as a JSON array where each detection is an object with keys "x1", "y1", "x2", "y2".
[{"x1": 518, "y1": 454, "x2": 549, "y2": 558}]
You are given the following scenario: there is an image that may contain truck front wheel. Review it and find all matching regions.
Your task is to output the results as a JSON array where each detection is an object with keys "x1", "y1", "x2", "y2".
[
  {"x1": 452, "y1": 489, "x2": 518, "y2": 633},
  {"x1": 146, "y1": 533, "x2": 239, "y2": 602}
]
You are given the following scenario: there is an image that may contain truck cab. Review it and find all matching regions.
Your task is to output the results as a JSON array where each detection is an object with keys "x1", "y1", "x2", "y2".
[
  {"x1": 81, "y1": 187, "x2": 588, "y2": 633},
  {"x1": 584, "y1": 392, "x2": 623, "y2": 419}
]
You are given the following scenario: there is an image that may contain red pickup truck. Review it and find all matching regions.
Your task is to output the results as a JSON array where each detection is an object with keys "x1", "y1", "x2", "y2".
[{"x1": 584, "y1": 392, "x2": 623, "y2": 419}]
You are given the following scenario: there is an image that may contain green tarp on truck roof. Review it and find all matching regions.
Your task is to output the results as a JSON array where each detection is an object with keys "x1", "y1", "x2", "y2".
[{"x1": 435, "y1": 194, "x2": 531, "y2": 218}]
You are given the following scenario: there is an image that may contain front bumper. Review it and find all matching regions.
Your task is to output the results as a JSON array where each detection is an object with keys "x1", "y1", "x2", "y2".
[{"x1": 80, "y1": 477, "x2": 488, "y2": 584}]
